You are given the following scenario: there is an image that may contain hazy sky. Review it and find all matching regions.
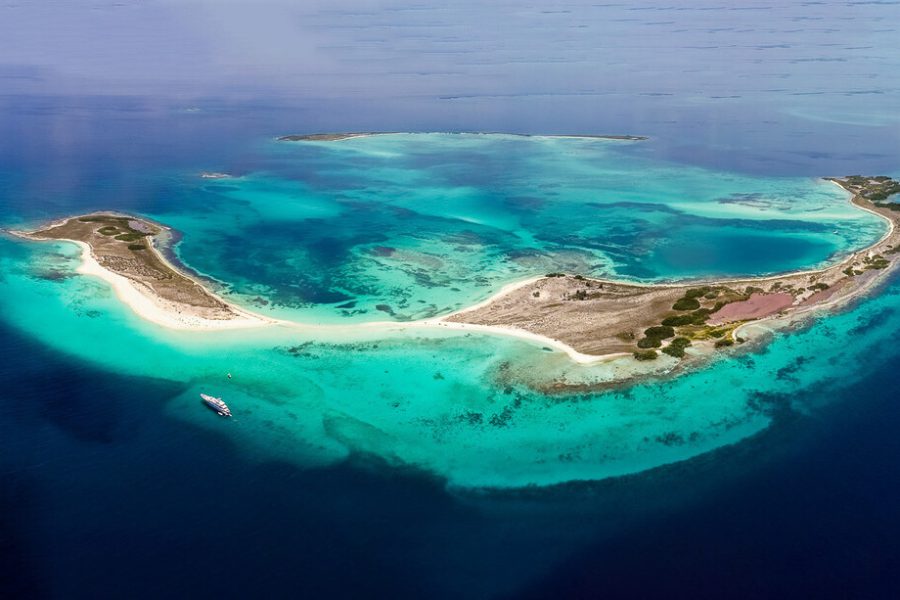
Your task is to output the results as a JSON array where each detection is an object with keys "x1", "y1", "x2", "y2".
[
  {"x1": 1, "y1": 0, "x2": 898, "y2": 144},
  {"x1": 0, "y1": 1, "x2": 898, "y2": 186},
  {"x1": 3, "y1": 0, "x2": 897, "y2": 99}
]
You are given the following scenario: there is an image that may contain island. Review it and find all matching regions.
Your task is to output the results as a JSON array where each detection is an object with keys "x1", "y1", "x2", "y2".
[
  {"x1": 445, "y1": 176, "x2": 900, "y2": 366},
  {"x1": 277, "y1": 133, "x2": 388, "y2": 142},
  {"x1": 277, "y1": 132, "x2": 648, "y2": 142},
  {"x1": 16, "y1": 214, "x2": 267, "y2": 329},
  {"x1": 11, "y1": 176, "x2": 900, "y2": 385}
]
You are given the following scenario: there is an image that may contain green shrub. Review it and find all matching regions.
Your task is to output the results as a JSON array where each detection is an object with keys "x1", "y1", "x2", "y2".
[
  {"x1": 115, "y1": 233, "x2": 145, "y2": 242},
  {"x1": 670, "y1": 337, "x2": 692, "y2": 348},
  {"x1": 672, "y1": 297, "x2": 701, "y2": 311},
  {"x1": 633, "y1": 350, "x2": 658, "y2": 361},
  {"x1": 128, "y1": 244, "x2": 145, "y2": 251},
  {"x1": 662, "y1": 314, "x2": 692, "y2": 327},
  {"x1": 661, "y1": 345, "x2": 685, "y2": 358},
  {"x1": 662, "y1": 310, "x2": 709, "y2": 326},
  {"x1": 684, "y1": 287, "x2": 711, "y2": 299},
  {"x1": 865, "y1": 256, "x2": 890, "y2": 270},
  {"x1": 98, "y1": 226, "x2": 119, "y2": 236},
  {"x1": 715, "y1": 338, "x2": 734, "y2": 348},
  {"x1": 691, "y1": 310, "x2": 719, "y2": 325},
  {"x1": 545, "y1": 272, "x2": 565, "y2": 277},
  {"x1": 637, "y1": 337, "x2": 662, "y2": 348},
  {"x1": 644, "y1": 325, "x2": 675, "y2": 339}
]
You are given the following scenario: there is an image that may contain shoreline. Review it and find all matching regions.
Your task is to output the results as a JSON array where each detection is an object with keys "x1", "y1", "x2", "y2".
[
  {"x1": 73, "y1": 240, "x2": 274, "y2": 331},
  {"x1": 277, "y1": 131, "x2": 648, "y2": 143},
  {"x1": 12, "y1": 176, "x2": 900, "y2": 383},
  {"x1": 53, "y1": 237, "x2": 615, "y2": 362}
]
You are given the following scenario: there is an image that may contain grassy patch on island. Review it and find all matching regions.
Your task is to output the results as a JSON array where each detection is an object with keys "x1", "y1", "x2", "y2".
[{"x1": 633, "y1": 349, "x2": 658, "y2": 361}]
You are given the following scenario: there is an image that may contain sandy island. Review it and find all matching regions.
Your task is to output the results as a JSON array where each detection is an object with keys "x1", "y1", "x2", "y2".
[
  {"x1": 12, "y1": 175, "x2": 900, "y2": 385},
  {"x1": 277, "y1": 132, "x2": 648, "y2": 142},
  {"x1": 16, "y1": 214, "x2": 271, "y2": 330}
]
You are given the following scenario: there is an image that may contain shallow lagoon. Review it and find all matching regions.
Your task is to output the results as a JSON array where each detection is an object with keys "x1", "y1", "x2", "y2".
[
  {"x1": 0, "y1": 138, "x2": 894, "y2": 488},
  {"x1": 142, "y1": 134, "x2": 886, "y2": 324},
  {"x1": 3, "y1": 0, "x2": 900, "y2": 593}
]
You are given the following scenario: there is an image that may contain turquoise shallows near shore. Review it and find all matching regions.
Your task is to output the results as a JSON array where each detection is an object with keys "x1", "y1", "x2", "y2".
[
  {"x1": 4, "y1": 235, "x2": 899, "y2": 488},
  {"x1": 0, "y1": 134, "x2": 893, "y2": 488},
  {"x1": 160, "y1": 134, "x2": 883, "y2": 324}
]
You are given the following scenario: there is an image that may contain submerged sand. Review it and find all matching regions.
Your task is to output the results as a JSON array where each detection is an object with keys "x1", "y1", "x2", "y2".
[{"x1": 12, "y1": 176, "x2": 900, "y2": 384}]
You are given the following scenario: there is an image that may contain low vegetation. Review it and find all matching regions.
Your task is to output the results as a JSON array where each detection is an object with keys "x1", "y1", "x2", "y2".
[
  {"x1": 634, "y1": 284, "x2": 752, "y2": 359},
  {"x1": 644, "y1": 325, "x2": 675, "y2": 339},
  {"x1": 864, "y1": 254, "x2": 890, "y2": 270},
  {"x1": 633, "y1": 349, "x2": 658, "y2": 361},
  {"x1": 637, "y1": 336, "x2": 662, "y2": 349},
  {"x1": 683, "y1": 287, "x2": 711, "y2": 299},
  {"x1": 687, "y1": 325, "x2": 736, "y2": 340},
  {"x1": 670, "y1": 337, "x2": 692, "y2": 348},
  {"x1": 835, "y1": 175, "x2": 900, "y2": 206},
  {"x1": 114, "y1": 232, "x2": 147, "y2": 242},
  {"x1": 672, "y1": 297, "x2": 701, "y2": 311},
  {"x1": 662, "y1": 308, "x2": 710, "y2": 327},
  {"x1": 636, "y1": 324, "x2": 676, "y2": 349},
  {"x1": 661, "y1": 345, "x2": 684, "y2": 358},
  {"x1": 78, "y1": 216, "x2": 121, "y2": 223},
  {"x1": 661, "y1": 335, "x2": 692, "y2": 358}
]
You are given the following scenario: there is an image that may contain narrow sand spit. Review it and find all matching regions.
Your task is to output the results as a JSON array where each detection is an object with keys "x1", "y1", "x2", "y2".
[{"x1": 73, "y1": 241, "x2": 272, "y2": 331}]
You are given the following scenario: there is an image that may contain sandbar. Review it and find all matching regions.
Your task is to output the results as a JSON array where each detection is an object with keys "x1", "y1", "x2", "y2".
[{"x1": 277, "y1": 132, "x2": 648, "y2": 143}]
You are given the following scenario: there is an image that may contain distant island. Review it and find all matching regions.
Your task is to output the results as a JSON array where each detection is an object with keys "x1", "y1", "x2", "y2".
[
  {"x1": 277, "y1": 132, "x2": 648, "y2": 142},
  {"x1": 278, "y1": 133, "x2": 387, "y2": 142},
  {"x1": 12, "y1": 176, "x2": 900, "y2": 386}
]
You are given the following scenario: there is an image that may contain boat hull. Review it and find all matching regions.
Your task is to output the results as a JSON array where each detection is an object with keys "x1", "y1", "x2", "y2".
[{"x1": 200, "y1": 393, "x2": 232, "y2": 417}]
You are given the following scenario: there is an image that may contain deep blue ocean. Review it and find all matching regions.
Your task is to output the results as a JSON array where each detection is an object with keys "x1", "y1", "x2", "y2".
[{"x1": 3, "y1": 1, "x2": 900, "y2": 598}]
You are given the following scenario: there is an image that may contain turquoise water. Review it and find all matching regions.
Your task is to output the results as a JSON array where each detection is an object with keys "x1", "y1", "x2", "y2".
[
  {"x1": 0, "y1": 134, "x2": 892, "y2": 488},
  {"x1": 153, "y1": 134, "x2": 884, "y2": 324},
  {"x1": 5, "y1": 1, "x2": 900, "y2": 594}
]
